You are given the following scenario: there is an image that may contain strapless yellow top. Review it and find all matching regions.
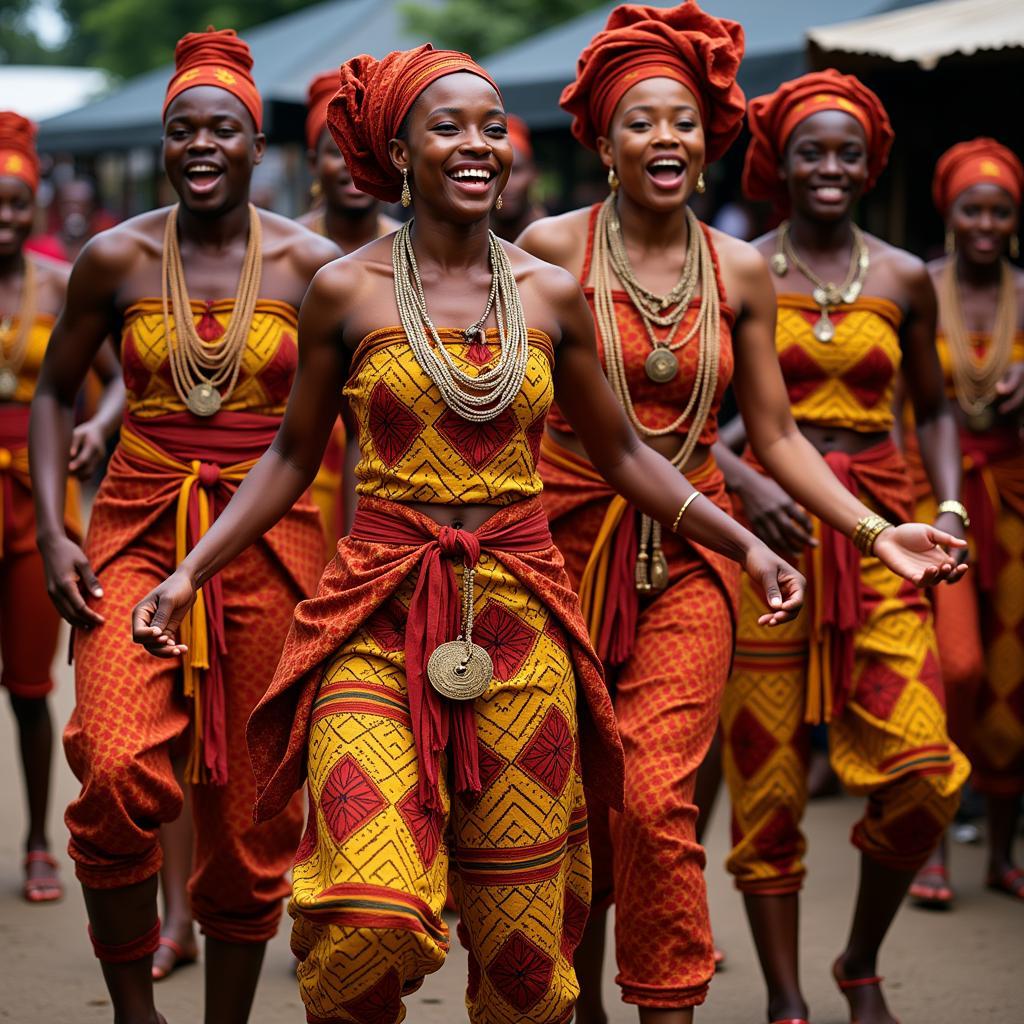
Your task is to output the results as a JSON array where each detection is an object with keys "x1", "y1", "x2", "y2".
[
  {"x1": 344, "y1": 326, "x2": 554, "y2": 505},
  {"x1": 121, "y1": 298, "x2": 299, "y2": 418},
  {"x1": 935, "y1": 329, "x2": 1024, "y2": 401},
  {"x1": 1, "y1": 313, "x2": 55, "y2": 405},
  {"x1": 777, "y1": 294, "x2": 903, "y2": 433}
]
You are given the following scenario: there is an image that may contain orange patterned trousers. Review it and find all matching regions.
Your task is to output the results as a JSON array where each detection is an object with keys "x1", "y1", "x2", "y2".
[
  {"x1": 291, "y1": 554, "x2": 590, "y2": 1024},
  {"x1": 64, "y1": 509, "x2": 305, "y2": 943},
  {"x1": 723, "y1": 547, "x2": 969, "y2": 894}
]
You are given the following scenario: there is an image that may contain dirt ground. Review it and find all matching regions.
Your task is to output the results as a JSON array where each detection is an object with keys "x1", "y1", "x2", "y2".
[{"x1": 0, "y1": 635, "x2": 1021, "y2": 1023}]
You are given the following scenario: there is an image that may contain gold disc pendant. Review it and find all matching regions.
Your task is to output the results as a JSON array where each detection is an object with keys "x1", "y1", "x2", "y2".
[
  {"x1": 964, "y1": 405, "x2": 996, "y2": 433},
  {"x1": 813, "y1": 312, "x2": 835, "y2": 343},
  {"x1": 427, "y1": 641, "x2": 493, "y2": 701},
  {"x1": 769, "y1": 252, "x2": 788, "y2": 276},
  {"x1": 186, "y1": 382, "x2": 223, "y2": 417},
  {"x1": 0, "y1": 368, "x2": 17, "y2": 400},
  {"x1": 645, "y1": 348, "x2": 679, "y2": 384}
]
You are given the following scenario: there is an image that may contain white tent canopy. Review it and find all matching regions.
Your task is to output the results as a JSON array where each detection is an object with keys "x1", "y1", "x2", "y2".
[
  {"x1": 0, "y1": 66, "x2": 110, "y2": 121},
  {"x1": 808, "y1": 0, "x2": 1024, "y2": 70}
]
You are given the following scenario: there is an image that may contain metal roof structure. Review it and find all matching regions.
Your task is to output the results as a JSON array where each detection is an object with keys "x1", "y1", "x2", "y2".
[{"x1": 38, "y1": 0, "x2": 436, "y2": 152}]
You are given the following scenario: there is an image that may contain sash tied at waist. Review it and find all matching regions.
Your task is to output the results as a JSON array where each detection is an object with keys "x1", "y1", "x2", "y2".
[
  {"x1": 0, "y1": 406, "x2": 31, "y2": 558},
  {"x1": 119, "y1": 410, "x2": 279, "y2": 784},
  {"x1": 349, "y1": 499, "x2": 553, "y2": 810}
]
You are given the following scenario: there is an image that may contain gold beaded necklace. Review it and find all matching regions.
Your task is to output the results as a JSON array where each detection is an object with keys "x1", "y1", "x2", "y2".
[
  {"x1": 940, "y1": 257, "x2": 1018, "y2": 432},
  {"x1": 0, "y1": 258, "x2": 37, "y2": 400},
  {"x1": 162, "y1": 203, "x2": 263, "y2": 417},
  {"x1": 592, "y1": 194, "x2": 722, "y2": 592}
]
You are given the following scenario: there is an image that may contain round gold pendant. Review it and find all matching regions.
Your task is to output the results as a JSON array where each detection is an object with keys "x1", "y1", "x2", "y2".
[
  {"x1": 0, "y1": 368, "x2": 17, "y2": 400},
  {"x1": 965, "y1": 405, "x2": 996, "y2": 433},
  {"x1": 769, "y1": 252, "x2": 788, "y2": 276},
  {"x1": 186, "y1": 382, "x2": 222, "y2": 417},
  {"x1": 427, "y1": 641, "x2": 492, "y2": 701},
  {"x1": 645, "y1": 348, "x2": 679, "y2": 384},
  {"x1": 842, "y1": 281, "x2": 863, "y2": 304},
  {"x1": 813, "y1": 313, "x2": 835, "y2": 343}
]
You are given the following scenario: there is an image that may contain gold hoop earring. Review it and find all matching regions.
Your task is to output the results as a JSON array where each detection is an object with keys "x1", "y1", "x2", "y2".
[
  {"x1": 401, "y1": 168, "x2": 411, "y2": 209},
  {"x1": 309, "y1": 179, "x2": 322, "y2": 202},
  {"x1": 1011, "y1": 234, "x2": 1020, "y2": 260},
  {"x1": 495, "y1": 194, "x2": 503, "y2": 211},
  {"x1": 695, "y1": 171, "x2": 706, "y2": 195},
  {"x1": 607, "y1": 167, "x2": 619, "y2": 193},
  {"x1": 945, "y1": 229, "x2": 955, "y2": 256}
]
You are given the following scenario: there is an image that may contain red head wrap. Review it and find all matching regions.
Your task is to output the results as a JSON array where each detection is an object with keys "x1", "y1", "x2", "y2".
[
  {"x1": 559, "y1": 2, "x2": 745, "y2": 163},
  {"x1": 742, "y1": 69, "x2": 893, "y2": 210},
  {"x1": 306, "y1": 70, "x2": 339, "y2": 152},
  {"x1": 932, "y1": 138, "x2": 1023, "y2": 218},
  {"x1": 0, "y1": 111, "x2": 39, "y2": 194},
  {"x1": 163, "y1": 28, "x2": 262, "y2": 131},
  {"x1": 507, "y1": 115, "x2": 533, "y2": 162},
  {"x1": 327, "y1": 44, "x2": 501, "y2": 203}
]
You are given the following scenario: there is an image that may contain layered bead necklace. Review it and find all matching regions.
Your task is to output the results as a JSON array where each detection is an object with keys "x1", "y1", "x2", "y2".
[
  {"x1": 393, "y1": 220, "x2": 529, "y2": 700},
  {"x1": 0, "y1": 258, "x2": 37, "y2": 401},
  {"x1": 162, "y1": 203, "x2": 263, "y2": 417},
  {"x1": 940, "y1": 257, "x2": 1018, "y2": 432},
  {"x1": 592, "y1": 194, "x2": 722, "y2": 592},
  {"x1": 771, "y1": 220, "x2": 870, "y2": 342}
]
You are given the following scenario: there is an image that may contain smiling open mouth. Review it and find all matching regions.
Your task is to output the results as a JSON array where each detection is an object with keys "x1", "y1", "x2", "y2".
[
  {"x1": 184, "y1": 164, "x2": 223, "y2": 193},
  {"x1": 645, "y1": 157, "x2": 686, "y2": 189},
  {"x1": 446, "y1": 166, "x2": 497, "y2": 193}
]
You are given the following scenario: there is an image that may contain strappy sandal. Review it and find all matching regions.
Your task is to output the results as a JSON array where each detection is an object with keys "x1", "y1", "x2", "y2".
[
  {"x1": 151, "y1": 935, "x2": 198, "y2": 981},
  {"x1": 23, "y1": 851, "x2": 62, "y2": 903},
  {"x1": 986, "y1": 866, "x2": 1024, "y2": 901},
  {"x1": 713, "y1": 945, "x2": 726, "y2": 971},
  {"x1": 832, "y1": 958, "x2": 901, "y2": 1024},
  {"x1": 769, "y1": 1019, "x2": 810, "y2": 1024},
  {"x1": 909, "y1": 864, "x2": 954, "y2": 909}
]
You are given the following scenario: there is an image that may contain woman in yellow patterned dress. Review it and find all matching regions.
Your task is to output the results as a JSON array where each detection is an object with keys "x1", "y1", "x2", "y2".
[
  {"x1": 130, "y1": 46, "x2": 821, "y2": 1024},
  {"x1": 0, "y1": 110, "x2": 122, "y2": 904}
]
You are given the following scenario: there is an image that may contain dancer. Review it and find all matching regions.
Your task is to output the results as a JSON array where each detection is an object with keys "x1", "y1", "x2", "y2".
[
  {"x1": 718, "y1": 70, "x2": 972, "y2": 1024},
  {"x1": 301, "y1": 69, "x2": 398, "y2": 550},
  {"x1": 130, "y1": 43, "x2": 809, "y2": 1024},
  {"x1": 517, "y1": 7, "x2": 968, "y2": 1022},
  {"x1": 30, "y1": 29, "x2": 338, "y2": 1024},
  {"x1": 490, "y1": 115, "x2": 545, "y2": 241},
  {"x1": 907, "y1": 139, "x2": 1024, "y2": 908},
  {"x1": 0, "y1": 111, "x2": 122, "y2": 904}
]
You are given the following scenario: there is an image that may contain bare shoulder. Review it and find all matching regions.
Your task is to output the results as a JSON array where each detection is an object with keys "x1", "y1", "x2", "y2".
[
  {"x1": 259, "y1": 208, "x2": 341, "y2": 273},
  {"x1": 28, "y1": 251, "x2": 70, "y2": 291},
  {"x1": 74, "y1": 208, "x2": 166, "y2": 281},
  {"x1": 750, "y1": 227, "x2": 781, "y2": 261},
  {"x1": 865, "y1": 232, "x2": 929, "y2": 289},
  {"x1": 503, "y1": 238, "x2": 581, "y2": 309},
  {"x1": 708, "y1": 226, "x2": 768, "y2": 280},
  {"x1": 515, "y1": 207, "x2": 592, "y2": 270}
]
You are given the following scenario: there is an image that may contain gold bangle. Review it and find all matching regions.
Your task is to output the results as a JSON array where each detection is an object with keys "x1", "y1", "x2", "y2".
[
  {"x1": 671, "y1": 491, "x2": 701, "y2": 533},
  {"x1": 936, "y1": 500, "x2": 970, "y2": 528},
  {"x1": 852, "y1": 513, "x2": 894, "y2": 555}
]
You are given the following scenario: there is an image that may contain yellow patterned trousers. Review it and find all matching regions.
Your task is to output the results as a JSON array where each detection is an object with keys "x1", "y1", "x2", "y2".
[
  {"x1": 290, "y1": 557, "x2": 590, "y2": 1024},
  {"x1": 723, "y1": 549, "x2": 969, "y2": 894}
]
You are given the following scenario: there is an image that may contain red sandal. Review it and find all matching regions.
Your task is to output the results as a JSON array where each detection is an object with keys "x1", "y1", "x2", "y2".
[
  {"x1": 832, "y1": 958, "x2": 901, "y2": 1024},
  {"x1": 986, "y1": 866, "x2": 1024, "y2": 900},
  {"x1": 151, "y1": 935, "x2": 198, "y2": 981},
  {"x1": 769, "y1": 1019, "x2": 810, "y2": 1023},
  {"x1": 23, "y1": 851, "x2": 62, "y2": 903},
  {"x1": 909, "y1": 863, "x2": 954, "y2": 909}
]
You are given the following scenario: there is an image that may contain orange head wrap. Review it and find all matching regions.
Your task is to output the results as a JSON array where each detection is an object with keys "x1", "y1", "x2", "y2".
[
  {"x1": 742, "y1": 69, "x2": 893, "y2": 211},
  {"x1": 507, "y1": 115, "x2": 533, "y2": 162},
  {"x1": 306, "y1": 70, "x2": 340, "y2": 152},
  {"x1": 932, "y1": 138, "x2": 1023, "y2": 218},
  {"x1": 327, "y1": 44, "x2": 501, "y2": 203},
  {"x1": 0, "y1": 111, "x2": 39, "y2": 194},
  {"x1": 163, "y1": 28, "x2": 262, "y2": 131},
  {"x1": 559, "y1": 2, "x2": 745, "y2": 164}
]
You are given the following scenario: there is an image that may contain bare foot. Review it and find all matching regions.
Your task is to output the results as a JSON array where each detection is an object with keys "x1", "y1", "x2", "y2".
[
  {"x1": 23, "y1": 847, "x2": 62, "y2": 903},
  {"x1": 833, "y1": 954, "x2": 899, "y2": 1024},
  {"x1": 152, "y1": 923, "x2": 199, "y2": 981}
]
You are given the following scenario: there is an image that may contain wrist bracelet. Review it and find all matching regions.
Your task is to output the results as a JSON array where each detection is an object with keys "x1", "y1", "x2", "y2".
[
  {"x1": 936, "y1": 500, "x2": 970, "y2": 528},
  {"x1": 852, "y1": 514, "x2": 894, "y2": 555},
  {"x1": 671, "y1": 491, "x2": 701, "y2": 533}
]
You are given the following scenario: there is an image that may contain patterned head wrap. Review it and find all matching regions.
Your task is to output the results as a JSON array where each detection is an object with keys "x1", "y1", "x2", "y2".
[
  {"x1": 932, "y1": 138, "x2": 1023, "y2": 217},
  {"x1": 306, "y1": 70, "x2": 340, "y2": 152},
  {"x1": 0, "y1": 112, "x2": 39, "y2": 193},
  {"x1": 327, "y1": 44, "x2": 501, "y2": 203}
]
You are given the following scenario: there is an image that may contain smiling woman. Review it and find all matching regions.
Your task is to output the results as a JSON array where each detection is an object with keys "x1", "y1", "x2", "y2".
[{"x1": 28, "y1": 27, "x2": 340, "y2": 1024}]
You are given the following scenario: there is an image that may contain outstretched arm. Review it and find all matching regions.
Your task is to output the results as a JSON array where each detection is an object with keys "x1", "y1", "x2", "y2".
[
  {"x1": 131, "y1": 265, "x2": 352, "y2": 654},
  {"x1": 550, "y1": 275, "x2": 804, "y2": 625}
]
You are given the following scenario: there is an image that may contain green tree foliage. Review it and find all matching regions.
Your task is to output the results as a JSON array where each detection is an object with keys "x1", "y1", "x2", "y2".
[
  {"x1": 0, "y1": 1, "x2": 66, "y2": 65},
  {"x1": 402, "y1": 0, "x2": 607, "y2": 58}
]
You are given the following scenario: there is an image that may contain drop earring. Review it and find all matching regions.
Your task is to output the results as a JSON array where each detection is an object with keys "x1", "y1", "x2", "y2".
[
  {"x1": 695, "y1": 171, "x2": 706, "y2": 194},
  {"x1": 945, "y1": 229, "x2": 955, "y2": 256},
  {"x1": 608, "y1": 167, "x2": 619, "y2": 192},
  {"x1": 1011, "y1": 234, "x2": 1020, "y2": 260},
  {"x1": 309, "y1": 179, "x2": 322, "y2": 202},
  {"x1": 401, "y1": 168, "x2": 411, "y2": 209},
  {"x1": 495, "y1": 194, "x2": 504, "y2": 211}
]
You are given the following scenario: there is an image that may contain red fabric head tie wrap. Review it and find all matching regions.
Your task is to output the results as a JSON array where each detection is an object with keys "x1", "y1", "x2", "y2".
[
  {"x1": 743, "y1": 69, "x2": 893, "y2": 211},
  {"x1": 932, "y1": 138, "x2": 1023, "y2": 218},
  {"x1": 327, "y1": 44, "x2": 502, "y2": 203},
  {"x1": 506, "y1": 115, "x2": 533, "y2": 162},
  {"x1": 559, "y1": 2, "x2": 746, "y2": 163},
  {"x1": 306, "y1": 69, "x2": 340, "y2": 152},
  {"x1": 0, "y1": 111, "x2": 40, "y2": 194},
  {"x1": 163, "y1": 28, "x2": 263, "y2": 131}
]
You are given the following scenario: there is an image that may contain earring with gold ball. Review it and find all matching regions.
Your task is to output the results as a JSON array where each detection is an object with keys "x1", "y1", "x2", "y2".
[{"x1": 401, "y1": 168, "x2": 412, "y2": 209}]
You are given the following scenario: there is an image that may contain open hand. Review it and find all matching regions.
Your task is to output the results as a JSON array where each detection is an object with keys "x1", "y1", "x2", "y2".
[
  {"x1": 38, "y1": 533, "x2": 104, "y2": 628},
  {"x1": 745, "y1": 543, "x2": 806, "y2": 626},
  {"x1": 996, "y1": 361, "x2": 1024, "y2": 416},
  {"x1": 873, "y1": 523, "x2": 968, "y2": 587},
  {"x1": 131, "y1": 569, "x2": 198, "y2": 657}
]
